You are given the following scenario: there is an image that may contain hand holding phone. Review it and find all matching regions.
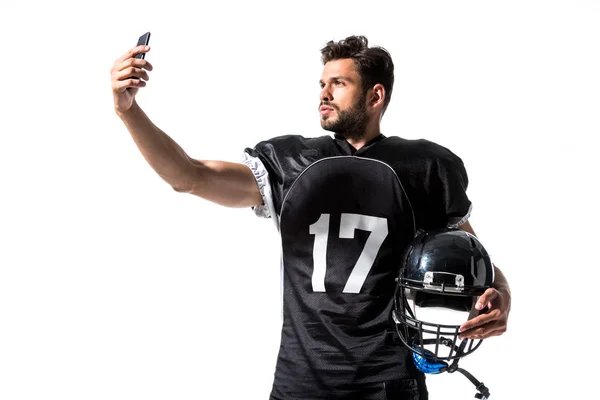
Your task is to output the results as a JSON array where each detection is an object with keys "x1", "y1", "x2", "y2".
[
  {"x1": 135, "y1": 32, "x2": 151, "y2": 59},
  {"x1": 125, "y1": 32, "x2": 151, "y2": 91},
  {"x1": 111, "y1": 32, "x2": 153, "y2": 111}
]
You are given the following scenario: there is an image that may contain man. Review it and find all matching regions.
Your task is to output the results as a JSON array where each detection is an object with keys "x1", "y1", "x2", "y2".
[{"x1": 110, "y1": 35, "x2": 511, "y2": 399}]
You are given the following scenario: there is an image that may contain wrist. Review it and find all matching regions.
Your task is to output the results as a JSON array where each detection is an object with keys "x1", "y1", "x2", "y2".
[{"x1": 115, "y1": 99, "x2": 141, "y2": 118}]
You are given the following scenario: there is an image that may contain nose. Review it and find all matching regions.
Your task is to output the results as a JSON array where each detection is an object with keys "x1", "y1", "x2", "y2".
[{"x1": 320, "y1": 84, "x2": 332, "y2": 103}]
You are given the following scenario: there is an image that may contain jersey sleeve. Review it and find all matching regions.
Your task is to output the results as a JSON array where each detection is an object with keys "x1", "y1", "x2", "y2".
[
  {"x1": 242, "y1": 138, "x2": 288, "y2": 227},
  {"x1": 240, "y1": 151, "x2": 276, "y2": 220},
  {"x1": 434, "y1": 146, "x2": 472, "y2": 228}
]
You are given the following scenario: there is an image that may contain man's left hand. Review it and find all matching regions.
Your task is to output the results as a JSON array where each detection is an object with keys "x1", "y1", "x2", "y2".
[{"x1": 458, "y1": 288, "x2": 511, "y2": 340}]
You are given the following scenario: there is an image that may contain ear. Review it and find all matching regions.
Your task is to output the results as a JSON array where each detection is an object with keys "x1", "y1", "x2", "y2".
[{"x1": 368, "y1": 83, "x2": 386, "y2": 110}]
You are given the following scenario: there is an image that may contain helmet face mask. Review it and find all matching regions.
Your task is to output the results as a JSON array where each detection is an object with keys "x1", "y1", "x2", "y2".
[
  {"x1": 393, "y1": 228, "x2": 495, "y2": 372},
  {"x1": 394, "y1": 287, "x2": 482, "y2": 366}
]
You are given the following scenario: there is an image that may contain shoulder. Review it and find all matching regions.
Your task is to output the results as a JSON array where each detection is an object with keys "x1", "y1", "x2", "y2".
[
  {"x1": 383, "y1": 136, "x2": 465, "y2": 166},
  {"x1": 384, "y1": 136, "x2": 459, "y2": 157},
  {"x1": 257, "y1": 134, "x2": 332, "y2": 148},
  {"x1": 249, "y1": 134, "x2": 333, "y2": 155}
]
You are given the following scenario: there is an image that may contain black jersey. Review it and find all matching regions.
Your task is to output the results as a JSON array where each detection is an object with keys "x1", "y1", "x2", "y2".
[{"x1": 243, "y1": 133, "x2": 471, "y2": 399}]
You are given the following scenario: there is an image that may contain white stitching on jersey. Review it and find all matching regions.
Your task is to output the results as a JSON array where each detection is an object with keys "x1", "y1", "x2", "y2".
[
  {"x1": 240, "y1": 152, "x2": 280, "y2": 231},
  {"x1": 447, "y1": 202, "x2": 472, "y2": 229},
  {"x1": 279, "y1": 155, "x2": 416, "y2": 235}
]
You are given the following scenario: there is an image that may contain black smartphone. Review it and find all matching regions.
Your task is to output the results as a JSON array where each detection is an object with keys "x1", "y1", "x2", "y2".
[{"x1": 134, "y1": 32, "x2": 151, "y2": 59}]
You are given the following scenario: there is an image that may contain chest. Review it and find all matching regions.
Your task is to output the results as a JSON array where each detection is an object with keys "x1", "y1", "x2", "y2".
[{"x1": 279, "y1": 156, "x2": 416, "y2": 294}]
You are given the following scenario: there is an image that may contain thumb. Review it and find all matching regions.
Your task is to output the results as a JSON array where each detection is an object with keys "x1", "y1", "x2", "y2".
[{"x1": 475, "y1": 288, "x2": 498, "y2": 310}]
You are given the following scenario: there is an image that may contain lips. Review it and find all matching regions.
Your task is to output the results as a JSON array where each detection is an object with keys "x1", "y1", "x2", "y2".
[{"x1": 320, "y1": 105, "x2": 335, "y2": 115}]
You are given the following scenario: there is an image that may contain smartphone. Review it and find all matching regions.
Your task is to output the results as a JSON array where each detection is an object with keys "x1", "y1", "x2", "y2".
[
  {"x1": 127, "y1": 32, "x2": 151, "y2": 88},
  {"x1": 134, "y1": 32, "x2": 151, "y2": 59}
]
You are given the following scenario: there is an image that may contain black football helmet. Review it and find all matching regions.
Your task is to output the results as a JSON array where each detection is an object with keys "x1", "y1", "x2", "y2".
[{"x1": 393, "y1": 228, "x2": 495, "y2": 399}]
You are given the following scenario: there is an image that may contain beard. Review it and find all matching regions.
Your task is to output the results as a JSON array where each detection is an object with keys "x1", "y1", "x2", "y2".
[{"x1": 320, "y1": 93, "x2": 368, "y2": 141}]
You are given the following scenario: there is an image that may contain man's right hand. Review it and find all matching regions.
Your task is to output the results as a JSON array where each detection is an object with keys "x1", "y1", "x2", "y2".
[{"x1": 110, "y1": 45, "x2": 153, "y2": 113}]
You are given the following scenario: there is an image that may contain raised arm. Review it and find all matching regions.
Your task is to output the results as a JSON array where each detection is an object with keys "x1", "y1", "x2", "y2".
[{"x1": 110, "y1": 45, "x2": 263, "y2": 208}]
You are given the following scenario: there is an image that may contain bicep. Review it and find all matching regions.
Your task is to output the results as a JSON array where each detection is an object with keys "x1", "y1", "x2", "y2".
[
  {"x1": 182, "y1": 159, "x2": 263, "y2": 208},
  {"x1": 458, "y1": 221, "x2": 510, "y2": 293},
  {"x1": 424, "y1": 144, "x2": 472, "y2": 229}
]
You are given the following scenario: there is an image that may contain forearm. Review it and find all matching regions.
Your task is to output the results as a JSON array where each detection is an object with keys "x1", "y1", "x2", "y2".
[
  {"x1": 493, "y1": 265, "x2": 511, "y2": 311},
  {"x1": 492, "y1": 266, "x2": 510, "y2": 293},
  {"x1": 115, "y1": 101, "x2": 263, "y2": 208},
  {"x1": 116, "y1": 100, "x2": 196, "y2": 191}
]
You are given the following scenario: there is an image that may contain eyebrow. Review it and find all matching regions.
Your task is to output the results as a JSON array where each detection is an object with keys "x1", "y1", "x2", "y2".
[{"x1": 319, "y1": 75, "x2": 354, "y2": 85}]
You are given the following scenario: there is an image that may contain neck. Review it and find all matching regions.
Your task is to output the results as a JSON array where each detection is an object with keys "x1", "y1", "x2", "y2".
[{"x1": 345, "y1": 119, "x2": 381, "y2": 150}]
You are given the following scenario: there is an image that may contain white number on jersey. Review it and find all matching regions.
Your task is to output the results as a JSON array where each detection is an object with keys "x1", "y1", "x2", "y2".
[{"x1": 309, "y1": 213, "x2": 389, "y2": 293}]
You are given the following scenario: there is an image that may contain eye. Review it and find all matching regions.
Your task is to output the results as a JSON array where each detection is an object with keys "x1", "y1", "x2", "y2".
[{"x1": 334, "y1": 80, "x2": 344, "y2": 86}]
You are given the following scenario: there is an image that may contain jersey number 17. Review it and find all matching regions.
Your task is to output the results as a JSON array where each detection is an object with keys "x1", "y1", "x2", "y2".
[{"x1": 309, "y1": 213, "x2": 388, "y2": 294}]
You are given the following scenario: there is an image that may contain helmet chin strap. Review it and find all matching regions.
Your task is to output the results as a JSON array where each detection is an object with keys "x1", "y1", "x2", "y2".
[
  {"x1": 412, "y1": 338, "x2": 491, "y2": 400},
  {"x1": 394, "y1": 297, "x2": 491, "y2": 398},
  {"x1": 450, "y1": 365, "x2": 491, "y2": 400}
]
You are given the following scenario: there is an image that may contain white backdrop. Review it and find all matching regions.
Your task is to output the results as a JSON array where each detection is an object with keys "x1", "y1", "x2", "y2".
[{"x1": 1, "y1": 1, "x2": 598, "y2": 399}]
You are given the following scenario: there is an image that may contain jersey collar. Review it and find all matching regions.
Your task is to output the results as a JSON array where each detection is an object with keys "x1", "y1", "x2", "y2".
[{"x1": 333, "y1": 133, "x2": 386, "y2": 155}]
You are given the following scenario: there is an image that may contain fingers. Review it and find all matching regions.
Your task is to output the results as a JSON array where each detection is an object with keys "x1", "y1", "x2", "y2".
[
  {"x1": 458, "y1": 320, "x2": 507, "y2": 340},
  {"x1": 112, "y1": 57, "x2": 153, "y2": 76},
  {"x1": 117, "y1": 45, "x2": 151, "y2": 63},
  {"x1": 459, "y1": 308, "x2": 500, "y2": 334},
  {"x1": 110, "y1": 47, "x2": 154, "y2": 92},
  {"x1": 112, "y1": 78, "x2": 146, "y2": 93},
  {"x1": 111, "y1": 68, "x2": 148, "y2": 93},
  {"x1": 116, "y1": 65, "x2": 151, "y2": 82},
  {"x1": 458, "y1": 287, "x2": 510, "y2": 340},
  {"x1": 111, "y1": 46, "x2": 153, "y2": 78},
  {"x1": 475, "y1": 288, "x2": 499, "y2": 311}
]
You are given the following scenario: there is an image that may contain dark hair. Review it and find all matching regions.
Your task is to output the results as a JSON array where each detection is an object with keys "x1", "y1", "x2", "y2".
[{"x1": 320, "y1": 35, "x2": 394, "y2": 113}]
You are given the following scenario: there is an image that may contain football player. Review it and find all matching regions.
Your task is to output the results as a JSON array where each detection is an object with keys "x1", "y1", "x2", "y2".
[{"x1": 110, "y1": 35, "x2": 511, "y2": 400}]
